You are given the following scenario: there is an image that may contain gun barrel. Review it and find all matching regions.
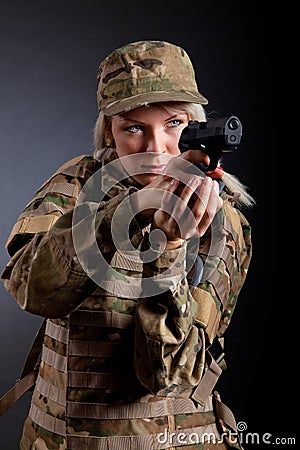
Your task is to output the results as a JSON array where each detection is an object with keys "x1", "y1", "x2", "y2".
[
  {"x1": 178, "y1": 115, "x2": 242, "y2": 152},
  {"x1": 178, "y1": 115, "x2": 242, "y2": 171}
]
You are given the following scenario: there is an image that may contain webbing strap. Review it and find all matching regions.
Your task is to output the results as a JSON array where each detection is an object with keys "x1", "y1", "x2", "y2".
[
  {"x1": 45, "y1": 320, "x2": 69, "y2": 344},
  {"x1": 5, "y1": 214, "x2": 59, "y2": 248},
  {"x1": 110, "y1": 250, "x2": 143, "y2": 272},
  {"x1": 68, "y1": 371, "x2": 114, "y2": 389},
  {"x1": 70, "y1": 309, "x2": 134, "y2": 329},
  {"x1": 35, "y1": 374, "x2": 66, "y2": 407},
  {"x1": 214, "y1": 395, "x2": 238, "y2": 432},
  {"x1": 0, "y1": 319, "x2": 46, "y2": 416},
  {"x1": 29, "y1": 402, "x2": 66, "y2": 436},
  {"x1": 20, "y1": 319, "x2": 46, "y2": 379},
  {"x1": 67, "y1": 423, "x2": 221, "y2": 450},
  {"x1": 191, "y1": 352, "x2": 222, "y2": 406},
  {"x1": 41, "y1": 346, "x2": 67, "y2": 373},
  {"x1": 19, "y1": 201, "x2": 67, "y2": 219},
  {"x1": 191, "y1": 287, "x2": 221, "y2": 343},
  {"x1": 67, "y1": 395, "x2": 213, "y2": 420},
  {"x1": 207, "y1": 246, "x2": 234, "y2": 304},
  {"x1": 0, "y1": 365, "x2": 39, "y2": 416},
  {"x1": 69, "y1": 340, "x2": 122, "y2": 357},
  {"x1": 206, "y1": 269, "x2": 229, "y2": 307},
  {"x1": 28, "y1": 182, "x2": 80, "y2": 206},
  {"x1": 222, "y1": 245, "x2": 235, "y2": 280}
]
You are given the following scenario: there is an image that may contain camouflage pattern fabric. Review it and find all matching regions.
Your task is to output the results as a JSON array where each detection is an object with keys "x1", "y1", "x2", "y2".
[
  {"x1": 96, "y1": 40, "x2": 208, "y2": 116},
  {"x1": 1, "y1": 147, "x2": 252, "y2": 449}
]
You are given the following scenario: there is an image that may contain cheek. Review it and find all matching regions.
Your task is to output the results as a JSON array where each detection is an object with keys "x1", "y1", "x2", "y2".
[
  {"x1": 114, "y1": 136, "x2": 140, "y2": 158},
  {"x1": 115, "y1": 147, "x2": 127, "y2": 159},
  {"x1": 114, "y1": 141, "x2": 130, "y2": 158},
  {"x1": 166, "y1": 135, "x2": 181, "y2": 156},
  {"x1": 170, "y1": 147, "x2": 181, "y2": 156}
]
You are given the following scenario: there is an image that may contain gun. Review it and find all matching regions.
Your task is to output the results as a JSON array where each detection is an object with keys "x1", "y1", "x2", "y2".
[{"x1": 178, "y1": 115, "x2": 242, "y2": 172}]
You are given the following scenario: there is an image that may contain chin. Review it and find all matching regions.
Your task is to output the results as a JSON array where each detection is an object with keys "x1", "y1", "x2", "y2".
[{"x1": 134, "y1": 173, "x2": 158, "y2": 186}]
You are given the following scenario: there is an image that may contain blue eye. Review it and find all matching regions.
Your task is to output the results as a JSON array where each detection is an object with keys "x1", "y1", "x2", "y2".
[
  {"x1": 126, "y1": 125, "x2": 142, "y2": 133},
  {"x1": 169, "y1": 120, "x2": 182, "y2": 127}
]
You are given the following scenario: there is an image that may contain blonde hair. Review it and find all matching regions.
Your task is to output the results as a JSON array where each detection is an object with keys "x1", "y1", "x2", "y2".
[{"x1": 93, "y1": 102, "x2": 255, "y2": 208}]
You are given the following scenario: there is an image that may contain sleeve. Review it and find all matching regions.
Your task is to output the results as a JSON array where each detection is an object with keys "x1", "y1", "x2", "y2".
[
  {"x1": 133, "y1": 196, "x2": 252, "y2": 396},
  {"x1": 134, "y1": 240, "x2": 205, "y2": 396},
  {"x1": 0, "y1": 155, "x2": 147, "y2": 318}
]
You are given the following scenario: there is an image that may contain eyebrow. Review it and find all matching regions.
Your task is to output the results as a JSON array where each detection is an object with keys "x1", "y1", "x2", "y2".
[{"x1": 118, "y1": 114, "x2": 181, "y2": 125}]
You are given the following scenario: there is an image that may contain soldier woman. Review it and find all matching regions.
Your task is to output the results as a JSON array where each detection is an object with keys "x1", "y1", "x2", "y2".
[{"x1": 1, "y1": 40, "x2": 254, "y2": 449}]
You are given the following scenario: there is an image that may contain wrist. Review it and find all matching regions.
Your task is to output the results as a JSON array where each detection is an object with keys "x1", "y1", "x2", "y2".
[
  {"x1": 149, "y1": 229, "x2": 184, "y2": 251},
  {"x1": 165, "y1": 239, "x2": 184, "y2": 250}
]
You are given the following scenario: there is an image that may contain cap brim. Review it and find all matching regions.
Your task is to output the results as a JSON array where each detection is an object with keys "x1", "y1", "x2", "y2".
[{"x1": 101, "y1": 90, "x2": 208, "y2": 116}]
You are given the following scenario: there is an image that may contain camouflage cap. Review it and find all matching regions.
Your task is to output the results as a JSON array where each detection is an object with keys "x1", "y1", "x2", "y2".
[{"x1": 96, "y1": 40, "x2": 208, "y2": 116}]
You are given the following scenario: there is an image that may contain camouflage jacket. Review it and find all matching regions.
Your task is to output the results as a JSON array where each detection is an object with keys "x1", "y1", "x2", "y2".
[{"x1": 1, "y1": 148, "x2": 252, "y2": 449}]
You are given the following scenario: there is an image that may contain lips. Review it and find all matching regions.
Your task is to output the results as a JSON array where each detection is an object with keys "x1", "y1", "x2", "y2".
[{"x1": 140, "y1": 164, "x2": 166, "y2": 174}]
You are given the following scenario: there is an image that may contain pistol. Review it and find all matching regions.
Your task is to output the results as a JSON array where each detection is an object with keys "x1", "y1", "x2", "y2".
[{"x1": 178, "y1": 115, "x2": 242, "y2": 172}]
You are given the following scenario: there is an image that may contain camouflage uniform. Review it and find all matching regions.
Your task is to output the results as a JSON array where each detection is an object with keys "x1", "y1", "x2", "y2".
[{"x1": 1, "y1": 146, "x2": 252, "y2": 450}]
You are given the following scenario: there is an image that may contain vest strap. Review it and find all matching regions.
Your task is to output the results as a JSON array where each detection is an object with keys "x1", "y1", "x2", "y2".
[
  {"x1": 191, "y1": 286, "x2": 221, "y2": 343},
  {"x1": 20, "y1": 319, "x2": 46, "y2": 378},
  {"x1": 69, "y1": 339, "x2": 122, "y2": 357},
  {"x1": 41, "y1": 345, "x2": 67, "y2": 373},
  {"x1": 67, "y1": 422, "x2": 221, "y2": 450},
  {"x1": 5, "y1": 214, "x2": 59, "y2": 248},
  {"x1": 70, "y1": 309, "x2": 134, "y2": 329},
  {"x1": 191, "y1": 351, "x2": 222, "y2": 406},
  {"x1": 29, "y1": 402, "x2": 66, "y2": 436},
  {"x1": 214, "y1": 394, "x2": 238, "y2": 432},
  {"x1": 66, "y1": 395, "x2": 213, "y2": 420},
  {"x1": 0, "y1": 319, "x2": 46, "y2": 416},
  {"x1": 0, "y1": 365, "x2": 39, "y2": 416},
  {"x1": 35, "y1": 373, "x2": 66, "y2": 407}
]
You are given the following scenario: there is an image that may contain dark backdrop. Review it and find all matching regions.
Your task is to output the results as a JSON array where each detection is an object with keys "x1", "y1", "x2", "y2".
[{"x1": 0, "y1": 2, "x2": 290, "y2": 449}]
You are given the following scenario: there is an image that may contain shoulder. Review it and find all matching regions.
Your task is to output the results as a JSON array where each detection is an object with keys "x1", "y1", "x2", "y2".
[
  {"x1": 5, "y1": 154, "x2": 100, "y2": 254},
  {"x1": 43, "y1": 154, "x2": 100, "y2": 184}
]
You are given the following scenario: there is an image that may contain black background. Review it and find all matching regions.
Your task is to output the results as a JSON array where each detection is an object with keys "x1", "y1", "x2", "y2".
[{"x1": 0, "y1": 2, "x2": 290, "y2": 449}]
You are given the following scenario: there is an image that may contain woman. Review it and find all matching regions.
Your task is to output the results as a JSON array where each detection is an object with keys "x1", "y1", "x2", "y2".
[{"x1": 1, "y1": 40, "x2": 254, "y2": 449}]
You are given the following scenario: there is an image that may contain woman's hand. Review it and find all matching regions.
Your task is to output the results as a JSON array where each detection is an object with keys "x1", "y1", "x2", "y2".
[
  {"x1": 134, "y1": 149, "x2": 223, "y2": 248},
  {"x1": 152, "y1": 175, "x2": 222, "y2": 245}
]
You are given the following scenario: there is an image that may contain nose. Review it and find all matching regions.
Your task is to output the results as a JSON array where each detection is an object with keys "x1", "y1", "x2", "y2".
[{"x1": 145, "y1": 130, "x2": 165, "y2": 153}]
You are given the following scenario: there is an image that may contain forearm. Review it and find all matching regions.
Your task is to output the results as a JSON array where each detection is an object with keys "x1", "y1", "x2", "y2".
[{"x1": 2, "y1": 188, "x2": 147, "y2": 318}]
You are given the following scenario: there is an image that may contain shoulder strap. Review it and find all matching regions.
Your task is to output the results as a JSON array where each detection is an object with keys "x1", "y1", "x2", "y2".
[{"x1": 0, "y1": 319, "x2": 46, "y2": 416}]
